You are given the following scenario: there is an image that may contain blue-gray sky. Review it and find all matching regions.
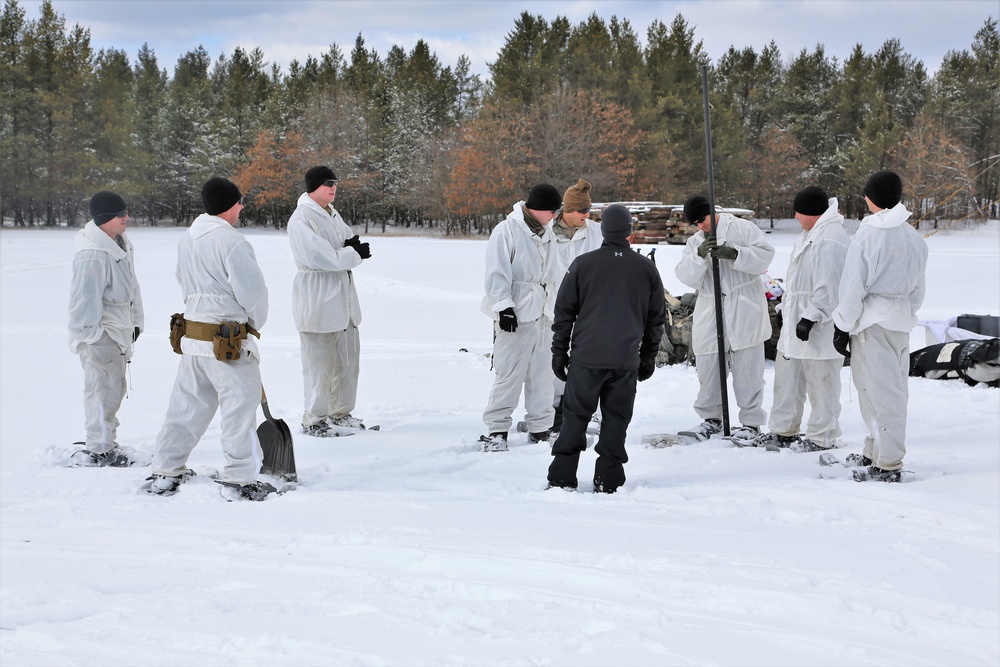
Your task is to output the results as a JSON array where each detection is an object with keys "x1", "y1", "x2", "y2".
[{"x1": 22, "y1": 0, "x2": 998, "y2": 77}]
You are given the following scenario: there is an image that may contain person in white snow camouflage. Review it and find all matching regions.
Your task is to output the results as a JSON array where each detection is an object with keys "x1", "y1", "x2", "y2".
[
  {"x1": 674, "y1": 195, "x2": 775, "y2": 443},
  {"x1": 479, "y1": 183, "x2": 563, "y2": 451},
  {"x1": 68, "y1": 191, "x2": 144, "y2": 467},
  {"x1": 757, "y1": 187, "x2": 850, "y2": 452},
  {"x1": 149, "y1": 177, "x2": 271, "y2": 499},
  {"x1": 287, "y1": 166, "x2": 370, "y2": 437},
  {"x1": 547, "y1": 204, "x2": 665, "y2": 493},
  {"x1": 548, "y1": 179, "x2": 604, "y2": 433},
  {"x1": 832, "y1": 170, "x2": 928, "y2": 482}
]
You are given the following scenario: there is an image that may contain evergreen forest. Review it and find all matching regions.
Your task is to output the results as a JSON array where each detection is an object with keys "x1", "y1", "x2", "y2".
[{"x1": 2, "y1": 0, "x2": 997, "y2": 232}]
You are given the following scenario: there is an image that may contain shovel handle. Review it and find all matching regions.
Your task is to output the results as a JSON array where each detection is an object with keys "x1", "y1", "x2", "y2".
[{"x1": 261, "y1": 386, "x2": 275, "y2": 422}]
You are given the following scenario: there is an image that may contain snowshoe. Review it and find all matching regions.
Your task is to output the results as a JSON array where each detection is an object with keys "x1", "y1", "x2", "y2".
[
  {"x1": 478, "y1": 432, "x2": 508, "y2": 452},
  {"x1": 518, "y1": 420, "x2": 598, "y2": 436},
  {"x1": 844, "y1": 453, "x2": 873, "y2": 467},
  {"x1": 790, "y1": 438, "x2": 834, "y2": 453},
  {"x1": 677, "y1": 418, "x2": 722, "y2": 442},
  {"x1": 722, "y1": 425, "x2": 761, "y2": 446},
  {"x1": 143, "y1": 469, "x2": 197, "y2": 496},
  {"x1": 69, "y1": 444, "x2": 145, "y2": 468},
  {"x1": 641, "y1": 433, "x2": 696, "y2": 448},
  {"x1": 755, "y1": 432, "x2": 801, "y2": 451},
  {"x1": 327, "y1": 415, "x2": 371, "y2": 430},
  {"x1": 216, "y1": 479, "x2": 279, "y2": 501},
  {"x1": 302, "y1": 421, "x2": 356, "y2": 438},
  {"x1": 852, "y1": 466, "x2": 904, "y2": 483}
]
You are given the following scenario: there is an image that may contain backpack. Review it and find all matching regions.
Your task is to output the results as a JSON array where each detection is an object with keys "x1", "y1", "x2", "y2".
[{"x1": 656, "y1": 290, "x2": 696, "y2": 366}]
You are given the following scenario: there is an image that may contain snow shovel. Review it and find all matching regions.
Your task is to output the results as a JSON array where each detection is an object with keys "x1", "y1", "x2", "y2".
[{"x1": 258, "y1": 386, "x2": 296, "y2": 482}]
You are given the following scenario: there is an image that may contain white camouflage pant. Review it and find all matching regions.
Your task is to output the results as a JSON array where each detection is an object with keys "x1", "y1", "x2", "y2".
[
  {"x1": 78, "y1": 333, "x2": 127, "y2": 453},
  {"x1": 851, "y1": 325, "x2": 909, "y2": 470},
  {"x1": 693, "y1": 344, "x2": 766, "y2": 427},
  {"x1": 153, "y1": 352, "x2": 263, "y2": 484},
  {"x1": 769, "y1": 354, "x2": 843, "y2": 446},
  {"x1": 483, "y1": 316, "x2": 555, "y2": 434},
  {"x1": 299, "y1": 327, "x2": 360, "y2": 427}
]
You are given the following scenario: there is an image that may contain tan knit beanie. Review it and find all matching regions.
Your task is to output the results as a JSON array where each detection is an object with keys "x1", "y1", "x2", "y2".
[{"x1": 562, "y1": 179, "x2": 592, "y2": 212}]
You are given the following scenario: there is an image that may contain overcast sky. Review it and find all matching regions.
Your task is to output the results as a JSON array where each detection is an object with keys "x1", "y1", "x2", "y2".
[{"x1": 22, "y1": 0, "x2": 998, "y2": 78}]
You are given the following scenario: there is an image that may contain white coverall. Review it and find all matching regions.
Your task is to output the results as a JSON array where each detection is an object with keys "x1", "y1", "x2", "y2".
[
  {"x1": 287, "y1": 193, "x2": 364, "y2": 427},
  {"x1": 771, "y1": 199, "x2": 850, "y2": 446},
  {"x1": 68, "y1": 221, "x2": 144, "y2": 453},
  {"x1": 549, "y1": 217, "x2": 604, "y2": 407},
  {"x1": 153, "y1": 214, "x2": 269, "y2": 484},
  {"x1": 675, "y1": 213, "x2": 775, "y2": 427},
  {"x1": 481, "y1": 202, "x2": 556, "y2": 434},
  {"x1": 833, "y1": 203, "x2": 928, "y2": 470}
]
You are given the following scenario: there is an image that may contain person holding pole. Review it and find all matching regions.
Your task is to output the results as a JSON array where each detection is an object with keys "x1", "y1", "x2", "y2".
[{"x1": 674, "y1": 195, "x2": 775, "y2": 443}]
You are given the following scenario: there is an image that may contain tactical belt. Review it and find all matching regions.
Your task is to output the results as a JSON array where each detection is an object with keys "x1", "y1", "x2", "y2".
[
  {"x1": 183, "y1": 319, "x2": 260, "y2": 342},
  {"x1": 168, "y1": 313, "x2": 259, "y2": 361}
]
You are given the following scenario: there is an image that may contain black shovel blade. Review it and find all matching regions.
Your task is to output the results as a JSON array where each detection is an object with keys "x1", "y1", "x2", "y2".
[{"x1": 259, "y1": 416, "x2": 297, "y2": 482}]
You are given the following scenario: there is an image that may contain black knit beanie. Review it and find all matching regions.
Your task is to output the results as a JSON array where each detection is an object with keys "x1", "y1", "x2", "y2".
[
  {"x1": 863, "y1": 170, "x2": 903, "y2": 210},
  {"x1": 305, "y1": 166, "x2": 338, "y2": 193},
  {"x1": 525, "y1": 184, "x2": 562, "y2": 212},
  {"x1": 683, "y1": 194, "x2": 712, "y2": 224},
  {"x1": 200, "y1": 177, "x2": 242, "y2": 215},
  {"x1": 601, "y1": 204, "x2": 633, "y2": 240},
  {"x1": 793, "y1": 186, "x2": 828, "y2": 216},
  {"x1": 89, "y1": 191, "x2": 127, "y2": 225}
]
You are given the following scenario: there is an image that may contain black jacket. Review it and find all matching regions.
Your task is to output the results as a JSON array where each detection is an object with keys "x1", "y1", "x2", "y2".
[{"x1": 552, "y1": 238, "x2": 666, "y2": 369}]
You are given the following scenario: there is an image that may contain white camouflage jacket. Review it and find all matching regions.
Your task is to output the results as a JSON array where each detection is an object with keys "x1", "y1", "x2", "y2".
[
  {"x1": 777, "y1": 199, "x2": 851, "y2": 359},
  {"x1": 176, "y1": 214, "x2": 269, "y2": 358},
  {"x1": 480, "y1": 202, "x2": 555, "y2": 323},
  {"x1": 674, "y1": 213, "x2": 775, "y2": 354},
  {"x1": 287, "y1": 193, "x2": 363, "y2": 333},
  {"x1": 833, "y1": 202, "x2": 928, "y2": 335},
  {"x1": 68, "y1": 220, "x2": 144, "y2": 359}
]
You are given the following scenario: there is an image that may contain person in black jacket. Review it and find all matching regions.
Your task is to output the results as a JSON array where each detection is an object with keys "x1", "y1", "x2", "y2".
[{"x1": 547, "y1": 204, "x2": 667, "y2": 493}]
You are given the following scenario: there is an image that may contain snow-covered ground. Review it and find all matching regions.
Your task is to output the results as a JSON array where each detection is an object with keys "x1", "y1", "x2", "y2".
[{"x1": 1, "y1": 220, "x2": 998, "y2": 666}]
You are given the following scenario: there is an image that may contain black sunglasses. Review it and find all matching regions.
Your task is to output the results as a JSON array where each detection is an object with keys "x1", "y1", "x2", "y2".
[
  {"x1": 323, "y1": 179, "x2": 339, "y2": 187},
  {"x1": 577, "y1": 208, "x2": 591, "y2": 214}
]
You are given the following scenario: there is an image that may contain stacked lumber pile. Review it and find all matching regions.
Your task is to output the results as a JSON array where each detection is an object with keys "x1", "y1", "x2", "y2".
[{"x1": 593, "y1": 203, "x2": 756, "y2": 245}]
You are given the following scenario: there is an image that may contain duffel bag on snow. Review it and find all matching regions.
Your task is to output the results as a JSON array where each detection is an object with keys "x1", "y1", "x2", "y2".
[{"x1": 909, "y1": 338, "x2": 999, "y2": 387}]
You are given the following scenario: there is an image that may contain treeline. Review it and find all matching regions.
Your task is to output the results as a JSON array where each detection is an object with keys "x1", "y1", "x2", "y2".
[{"x1": 2, "y1": 0, "x2": 997, "y2": 232}]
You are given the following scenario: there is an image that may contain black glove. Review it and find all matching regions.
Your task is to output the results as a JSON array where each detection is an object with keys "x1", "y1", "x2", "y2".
[
  {"x1": 776, "y1": 310, "x2": 783, "y2": 329},
  {"x1": 344, "y1": 235, "x2": 360, "y2": 247},
  {"x1": 795, "y1": 318, "x2": 814, "y2": 341},
  {"x1": 552, "y1": 351, "x2": 569, "y2": 382},
  {"x1": 833, "y1": 326, "x2": 851, "y2": 358},
  {"x1": 638, "y1": 356, "x2": 655, "y2": 382},
  {"x1": 697, "y1": 237, "x2": 718, "y2": 259},
  {"x1": 349, "y1": 241, "x2": 371, "y2": 259},
  {"x1": 133, "y1": 326, "x2": 141, "y2": 342},
  {"x1": 711, "y1": 244, "x2": 738, "y2": 261},
  {"x1": 498, "y1": 307, "x2": 518, "y2": 333}
]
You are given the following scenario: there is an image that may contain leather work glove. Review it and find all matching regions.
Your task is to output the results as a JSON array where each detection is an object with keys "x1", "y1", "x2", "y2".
[
  {"x1": 711, "y1": 244, "x2": 738, "y2": 261},
  {"x1": 133, "y1": 326, "x2": 141, "y2": 342},
  {"x1": 795, "y1": 318, "x2": 815, "y2": 341},
  {"x1": 638, "y1": 356, "x2": 656, "y2": 382},
  {"x1": 498, "y1": 307, "x2": 518, "y2": 333},
  {"x1": 552, "y1": 350, "x2": 570, "y2": 382},
  {"x1": 697, "y1": 237, "x2": 718, "y2": 259},
  {"x1": 833, "y1": 326, "x2": 851, "y2": 358},
  {"x1": 350, "y1": 241, "x2": 371, "y2": 259}
]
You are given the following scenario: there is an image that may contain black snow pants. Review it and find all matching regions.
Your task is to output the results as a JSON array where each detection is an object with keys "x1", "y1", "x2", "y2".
[{"x1": 547, "y1": 365, "x2": 638, "y2": 492}]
